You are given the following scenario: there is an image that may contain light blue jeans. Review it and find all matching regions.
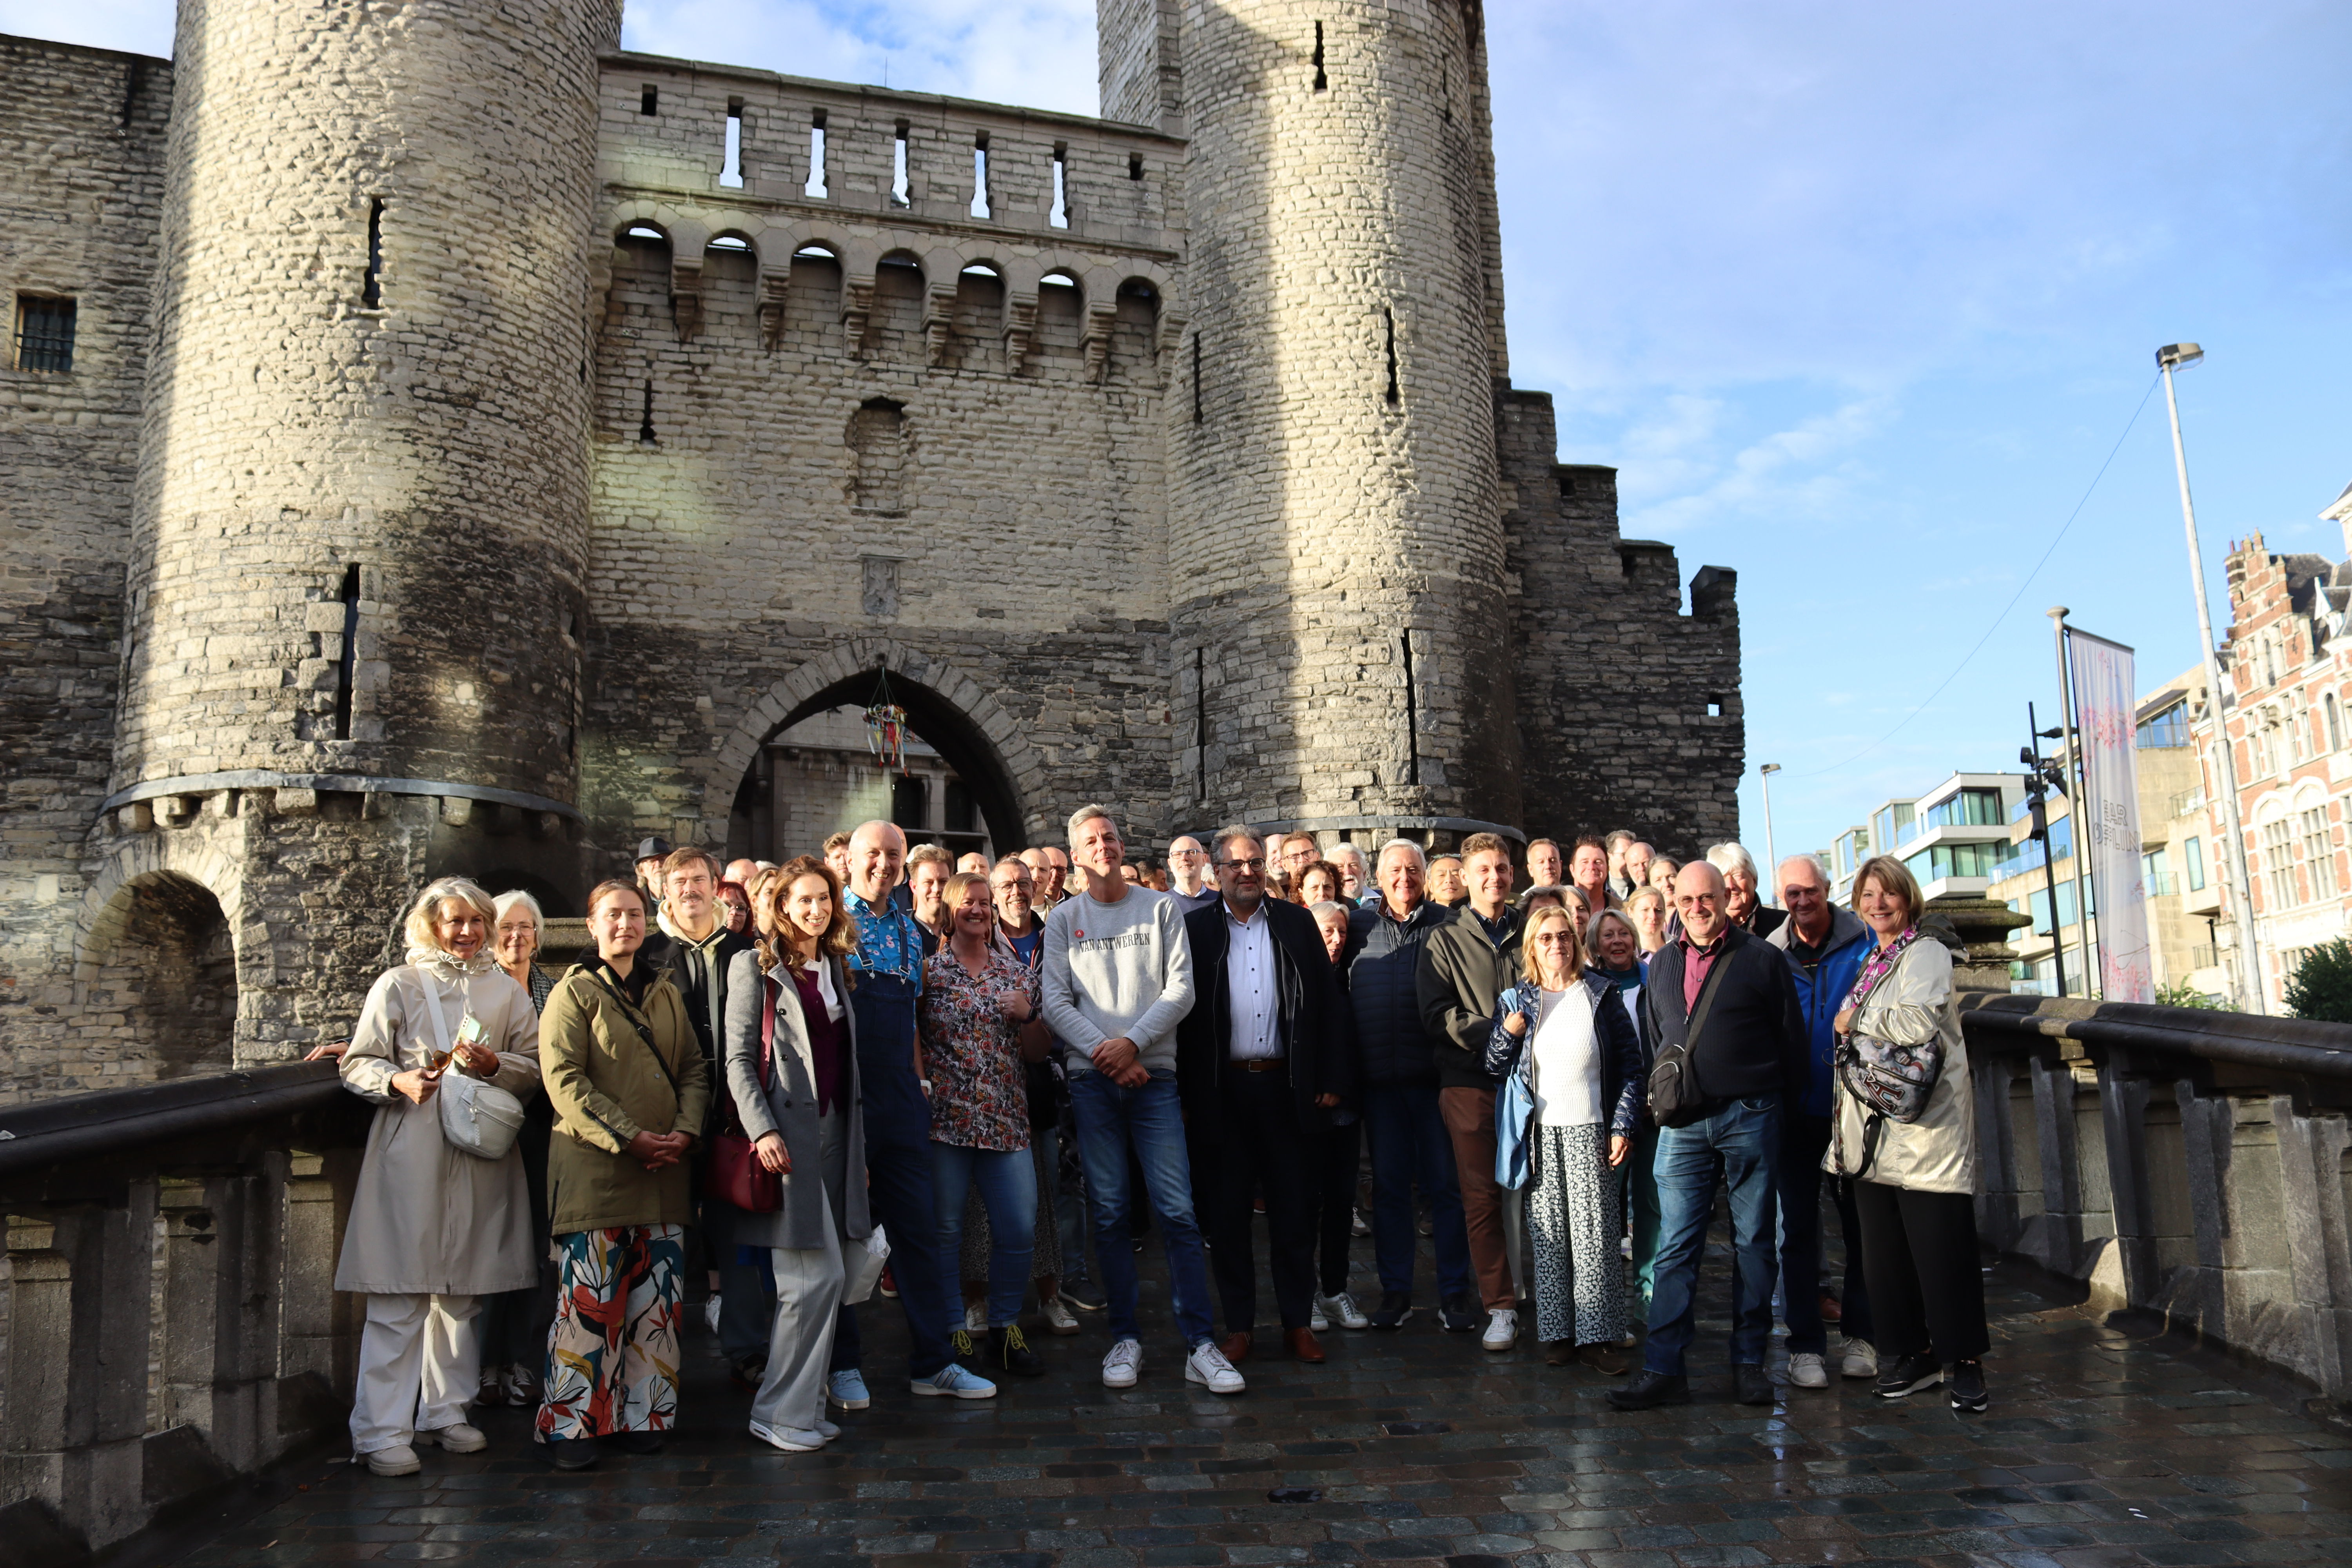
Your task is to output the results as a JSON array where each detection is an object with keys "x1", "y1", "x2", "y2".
[
  {"x1": 930, "y1": 1142, "x2": 1036, "y2": 1330},
  {"x1": 1067, "y1": 1068, "x2": 1215, "y2": 1348}
]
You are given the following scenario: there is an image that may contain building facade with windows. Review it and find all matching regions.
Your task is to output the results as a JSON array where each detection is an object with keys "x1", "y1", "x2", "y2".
[{"x1": 1835, "y1": 774, "x2": 2024, "y2": 906}]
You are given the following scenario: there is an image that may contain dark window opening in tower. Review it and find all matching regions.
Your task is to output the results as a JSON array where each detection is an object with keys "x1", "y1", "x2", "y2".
[
  {"x1": 1050, "y1": 144, "x2": 1070, "y2": 229},
  {"x1": 891, "y1": 773, "x2": 927, "y2": 831},
  {"x1": 13, "y1": 295, "x2": 75, "y2": 372},
  {"x1": 120, "y1": 58, "x2": 143, "y2": 128},
  {"x1": 1192, "y1": 332, "x2": 1203, "y2": 424},
  {"x1": 970, "y1": 134, "x2": 992, "y2": 220},
  {"x1": 1129, "y1": 152, "x2": 1144, "y2": 180},
  {"x1": 945, "y1": 778, "x2": 977, "y2": 834},
  {"x1": 1401, "y1": 631, "x2": 1421, "y2": 785},
  {"x1": 1312, "y1": 22, "x2": 1328, "y2": 91},
  {"x1": 1194, "y1": 646, "x2": 1208, "y2": 803},
  {"x1": 640, "y1": 85, "x2": 659, "y2": 115},
  {"x1": 564, "y1": 723, "x2": 577, "y2": 760},
  {"x1": 806, "y1": 111, "x2": 829, "y2": 199},
  {"x1": 721, "y1": 100, "x2": 745, "y2": 188},
  {"x1": 1383, "y1": 307, "x2": 1399, "y2": 404},
  {"x1": 1441, "y1": 61, "x2": 1452, "y2": 122},
  {"x1": 892, "y1": 120, "x2": 912, "y2": 207},
  {"x1": 638, "y1": 380, "x2": 656, "y2": 444},
  {"x1": 1557, "y1": 473, "x2": 1577, "y2": 497},
  {"x1": 361, "y1": 198, "x2": 384, "y2": 308},
  {"x1": 332, "y1": 563, "x2": 361, "y2": 742}
]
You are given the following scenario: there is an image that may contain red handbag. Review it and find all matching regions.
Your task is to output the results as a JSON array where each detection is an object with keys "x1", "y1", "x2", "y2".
[{"x1": 710, "y1": 977, "x2": 783, "y2": 1213}]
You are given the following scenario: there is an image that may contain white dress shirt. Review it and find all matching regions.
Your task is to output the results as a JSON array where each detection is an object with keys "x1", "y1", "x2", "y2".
[{"x1": 1223, "y1": 900, "x2": 1281, "y2": 1060}]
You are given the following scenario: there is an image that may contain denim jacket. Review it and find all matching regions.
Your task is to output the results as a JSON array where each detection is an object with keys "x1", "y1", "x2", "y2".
[{"x1": 1482, "y1": 971, "x2": 1645, "y2": 1140}]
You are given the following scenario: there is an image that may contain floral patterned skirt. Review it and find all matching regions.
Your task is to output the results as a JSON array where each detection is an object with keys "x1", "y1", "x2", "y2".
[{"x1": 535, "y1": 1223, "x2": 684, "y2": 1440}]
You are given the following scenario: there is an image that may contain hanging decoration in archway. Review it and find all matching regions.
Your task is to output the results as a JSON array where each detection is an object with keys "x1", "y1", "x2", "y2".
[{"x1": 864, "y1": 668, "x2": 910, "y2": 774}]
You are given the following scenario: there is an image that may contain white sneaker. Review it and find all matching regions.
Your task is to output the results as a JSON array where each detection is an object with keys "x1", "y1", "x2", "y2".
[
  {"x1": 1788, "y1": 1352, "x2": 1829, "y2": 1389},
  {"x1": 1840, "y1": 1338, "x2": 1878, "y2": 1379},
  {"x1": 1316, "y1": 1291, "x2": 1369, "y2": 1330},
  {"x1": 362, "y1": 1443, "x2": 420, "y2": 1475},
  {"x1": 963, "y1": 1299, "x2": 988, "y2": 1333},
  {"x1": 1185, "y1": 1341, "x2": 1247, "y2": 1395},
  {"x1": 703, "y1": 1294, "x2": 722, "y2": 1335},
  {"x1": 814, "y1": 1418, "x2": 841, "y2": 1440},
  {"x1": 419, "y1": 1423, "x2": 486, "y2": 1453},
  {"x1": 1041, "y1": 1295, "x2": 1080, "y2": 1335},
  {"x1": 1481, "y1": 1308, "x2": 1518, "y2": 1351},
  {"x1": 1350, "y1": 1207, "x2": 1370, "y2": 1237},
  {"x1": 1310, "y1": 1299, "x2": 1328, "y2": 1331},
  {"x1": 749, "y1": 1420, "x2": 827, "y2": 1452},
  {"x1": 1102, "y1": 1337, "x2": 1143, "y2": 1389}
]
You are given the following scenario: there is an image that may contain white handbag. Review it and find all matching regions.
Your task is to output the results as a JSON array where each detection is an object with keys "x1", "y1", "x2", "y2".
[
  {"x1": 426, "y1": 976, "x2": 526, "y2": 1161},
  {"x1": 842, "y1": 1224, "x2": 891, "y2": 1305}
]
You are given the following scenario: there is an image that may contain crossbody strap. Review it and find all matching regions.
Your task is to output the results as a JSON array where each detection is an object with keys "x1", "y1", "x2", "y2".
[
  {"x1": 1679, "y1": 948, "x2": 1733, "y2": 1096},
  {"x1": 590, "y1": 968, "x2": 682, "y2": 1106}
]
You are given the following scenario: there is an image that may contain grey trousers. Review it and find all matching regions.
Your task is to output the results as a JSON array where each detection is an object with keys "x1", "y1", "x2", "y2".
[{"x1": 749, "y1": 1111, "x2": 849, "y2": 1436}]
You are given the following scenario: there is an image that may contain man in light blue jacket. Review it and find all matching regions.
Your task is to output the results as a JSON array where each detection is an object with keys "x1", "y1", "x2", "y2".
[{"x1": 1765, "y1": 854, "x2": 1877, "y2": 1389}]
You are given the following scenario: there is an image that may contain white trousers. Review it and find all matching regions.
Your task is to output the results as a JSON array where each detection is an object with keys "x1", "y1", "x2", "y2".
[{"x1": 351, "y1": 1292, "x2": 481, "y2": 1455}]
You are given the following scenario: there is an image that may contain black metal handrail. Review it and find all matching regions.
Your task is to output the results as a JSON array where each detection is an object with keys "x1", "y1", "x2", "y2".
[
  {"x1": 1959, "y1": 990, "x2": 2352, "y2": 1080},
  {"x1": 0, "y1": 1062, "x2": 357, "y2": 1180}
]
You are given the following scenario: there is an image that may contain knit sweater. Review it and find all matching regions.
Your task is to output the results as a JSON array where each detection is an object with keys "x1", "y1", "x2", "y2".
[{"x1": 1042, "y1": 883, "x2": 1197, "y2": 1076}]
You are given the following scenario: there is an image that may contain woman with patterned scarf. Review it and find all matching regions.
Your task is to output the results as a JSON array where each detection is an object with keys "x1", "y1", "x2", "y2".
[{"x1": 333, "y1": 876, "x2": 543, "y2": 1476}]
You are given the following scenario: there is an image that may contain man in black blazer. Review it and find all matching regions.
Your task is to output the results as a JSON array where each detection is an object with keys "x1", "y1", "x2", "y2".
[{"x1": 1178, "y1": 826, "x2": 1353, "y2": 1364}]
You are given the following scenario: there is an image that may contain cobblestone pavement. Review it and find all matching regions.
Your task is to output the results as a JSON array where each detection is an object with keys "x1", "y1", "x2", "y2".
[{"x1": 173, "y1": 1240, "x2": 2352, "y2": 1568}]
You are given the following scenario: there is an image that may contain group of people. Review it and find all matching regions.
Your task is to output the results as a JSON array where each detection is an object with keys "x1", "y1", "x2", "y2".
[{"x1": 328, "y1": 811, "x2": 1993, "y2": 1478}]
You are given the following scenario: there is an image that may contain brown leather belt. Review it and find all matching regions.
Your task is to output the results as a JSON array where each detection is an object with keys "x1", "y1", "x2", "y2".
[{"x1": 1235, "y1": 1058, "x2": 1286, "y2": 1072}]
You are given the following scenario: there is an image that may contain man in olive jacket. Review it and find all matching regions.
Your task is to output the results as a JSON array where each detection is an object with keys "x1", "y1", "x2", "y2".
[
  {"x1": 1177, "y1": 827, "x2": 1352, "y2": 1365},
  {"x1": 1415, "y1": 831, "x2": 1524, "y2": 1347},
  {"x1": 534, "y1": 879, "x2": 710, "y2": 1470}
]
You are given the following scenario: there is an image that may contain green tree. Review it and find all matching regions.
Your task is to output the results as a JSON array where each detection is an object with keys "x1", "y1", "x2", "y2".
[
  {"x1": 2284, "y1": 939, "x2": 2352, "y2": 1024},
  {"x1": 2154, "y1": 979, "x2": 2228, "y2": 1011}
]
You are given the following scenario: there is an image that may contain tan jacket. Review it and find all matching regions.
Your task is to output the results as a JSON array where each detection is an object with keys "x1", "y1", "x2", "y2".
[
  {"x1": 334, "y1": 964, "x2": 542, "y2": 1295},
  {"x1": 1824, "y1": 936, "x2": 1975, "y2": 1195},
  {"x1": 541, "y1": 960, "x2": 711, "y2": 1236}
]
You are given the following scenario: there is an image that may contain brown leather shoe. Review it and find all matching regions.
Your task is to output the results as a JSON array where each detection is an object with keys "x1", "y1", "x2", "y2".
[
  {"x1": 1576, "y1": 1342, "x2": 1628, "y2": 1376},
  {"x1": 1285, "y1": 1327, "x2": 1325, "y2": 1363},
  {"x1": 1220, "y1": 1331, "x2": 1252, "y2": 1364}
]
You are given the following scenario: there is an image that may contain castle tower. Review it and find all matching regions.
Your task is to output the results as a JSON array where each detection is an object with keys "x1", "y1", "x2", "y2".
[
  {"x1": 1120, "y1": 0, "x2": 1523, "y2": 837},
  {"x1": 108, "y1": 0, "x2": 617, "y2": 1049}
]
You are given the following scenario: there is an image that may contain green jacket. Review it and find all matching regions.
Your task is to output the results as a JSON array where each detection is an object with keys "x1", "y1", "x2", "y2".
[{"x1": 541, "y1": 960, "x2": 711, "y2": 1236}]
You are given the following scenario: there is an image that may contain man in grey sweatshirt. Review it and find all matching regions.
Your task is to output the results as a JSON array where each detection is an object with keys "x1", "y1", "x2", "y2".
[{"x1": 1043, "y1": 805, "x2": 1240, "y2": 1396}]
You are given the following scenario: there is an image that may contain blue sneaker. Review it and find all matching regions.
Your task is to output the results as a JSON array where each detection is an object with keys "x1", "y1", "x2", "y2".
[
  {"x1": 826, "y1": 1368, "x2": 870, "y2": 1411},
  {"x1": 911, "y1": 1362, "x2": 997, "y2": 1400}
]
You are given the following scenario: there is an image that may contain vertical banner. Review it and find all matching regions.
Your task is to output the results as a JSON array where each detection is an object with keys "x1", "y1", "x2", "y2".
[{"x1": 2067, "y1": 626, "x2": 2152, "y2": 1002}]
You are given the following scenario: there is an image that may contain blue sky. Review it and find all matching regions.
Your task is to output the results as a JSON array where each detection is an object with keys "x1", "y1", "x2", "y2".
[{"x1": 16, "y1": 1, "x2": 2350, "y2": 861}]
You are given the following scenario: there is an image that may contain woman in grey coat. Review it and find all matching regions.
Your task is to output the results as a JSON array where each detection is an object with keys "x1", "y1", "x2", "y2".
[{"x1": 722, "y1": 855, "x2": 872, "y2": 1452}]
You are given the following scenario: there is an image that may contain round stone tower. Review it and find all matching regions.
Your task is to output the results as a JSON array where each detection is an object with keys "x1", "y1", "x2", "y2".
[
  {"x1": 106, "y1": 0, "x2": 617, "y2": 1054},
  {"x1": 118, "y1": 0, "x2": 615, "y2": 808},
  {"x1": 1145, "y1": 0, "x2": 1521, "y2": 836}
]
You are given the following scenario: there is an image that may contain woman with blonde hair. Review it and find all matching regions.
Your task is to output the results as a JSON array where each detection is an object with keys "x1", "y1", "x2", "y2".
[
  {"x1": 1624, "y1": 887, "x2": 1671, "y2": 957},
  {"x1": 1483, "y1": 904, "x2": 1641, "y2": 1372},
  {"x1": 721, "y1": 855, "x2": 871, "y2": 1451},
  {"x1": 334, "y1": 876, "x2": 542, "y2": 1475},
  {"x1": 1829, "y1": 855, "x2": 1988, "y2": 1412}
]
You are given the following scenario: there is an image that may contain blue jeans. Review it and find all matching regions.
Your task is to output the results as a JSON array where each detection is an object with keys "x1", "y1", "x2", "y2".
[
  {"x1": 1644, "y1": 1094, "x2": 1782, "y2": 1376},
  {"x1": 832, "y1": 978, "x2": 956, "y2": 1379},
  {"x1": 1360, "y1": 1081, "x2": 1473, "y2": 1301},
  {"x1": 1067, "y1": 1068, "x2": 1214, "y2": 1348},
  {"x1": 931, "y1": 1142, "x2": 1037, "y2": 1330}
]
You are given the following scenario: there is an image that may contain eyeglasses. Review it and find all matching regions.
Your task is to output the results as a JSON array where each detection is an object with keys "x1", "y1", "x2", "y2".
[{"x1": 1220, "y1": 857, "x2": 1267, "y2": 871}]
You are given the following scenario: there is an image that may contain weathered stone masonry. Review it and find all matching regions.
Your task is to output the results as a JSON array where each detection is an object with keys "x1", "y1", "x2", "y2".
[{"x1": 0, "y1": 0, "x2": 1743, "y2": 1101}]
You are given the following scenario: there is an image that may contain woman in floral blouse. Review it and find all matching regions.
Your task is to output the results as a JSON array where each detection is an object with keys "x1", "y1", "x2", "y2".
[{"x1": 919, "y1": 871, "x2": 1051, "y2": 1379}]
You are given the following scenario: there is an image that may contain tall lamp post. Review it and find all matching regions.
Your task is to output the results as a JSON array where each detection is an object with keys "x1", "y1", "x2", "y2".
[
  {"x1": 1759, "y1": 763, "x2": 1782, "y2": 901},
  {"x1": 2159, "y1": 342, "x2": 2265, "y2": 1014}
]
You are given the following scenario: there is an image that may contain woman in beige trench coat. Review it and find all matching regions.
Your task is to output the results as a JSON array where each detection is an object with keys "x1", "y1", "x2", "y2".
[{"x1": 335, "y1": 876, "x2": 541, "y2": 1475}]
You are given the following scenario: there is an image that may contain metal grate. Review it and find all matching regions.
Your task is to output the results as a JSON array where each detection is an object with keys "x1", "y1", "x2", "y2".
[{"x1": 14, "y1": 296, "x2": 74, "y2": 372}]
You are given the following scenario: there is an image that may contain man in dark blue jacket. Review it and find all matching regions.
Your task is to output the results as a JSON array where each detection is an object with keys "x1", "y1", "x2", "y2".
[
  {"x1": 1766, "y1": 854, "x2": 1876, "y2": 1387},
  {"x1": 1341, "y1": 840, "x2": 1474, "y2": 1329}
]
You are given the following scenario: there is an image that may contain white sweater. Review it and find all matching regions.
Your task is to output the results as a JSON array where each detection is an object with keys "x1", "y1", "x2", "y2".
[{"x1": 1042, "y1": 885, "x2": 1196, "y2": 1075}]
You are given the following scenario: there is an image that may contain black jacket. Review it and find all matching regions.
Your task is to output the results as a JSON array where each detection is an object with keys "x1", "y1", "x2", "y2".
[
  {"x1": 1640, "y1": 925, "x2": 1806, "y2": 1108},
  {"x1": 1341, "y1": 898, "x2": 1454, "y2": 1087},
  {"x1": 1177, "y1": 897, "x2": 1351, "y2": 1125}
]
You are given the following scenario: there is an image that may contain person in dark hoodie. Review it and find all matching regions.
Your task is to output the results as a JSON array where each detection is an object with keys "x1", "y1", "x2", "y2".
[
  {"x1": 1611, "y1": 860, "x2": 1806, "y2": 1411},
  {"x1": 1342, "y1": 840, "x2": 1474, "y2": 1330},
  {"x1": 1765, "y1": 853, "x2": 1877, "y2": 1389}
]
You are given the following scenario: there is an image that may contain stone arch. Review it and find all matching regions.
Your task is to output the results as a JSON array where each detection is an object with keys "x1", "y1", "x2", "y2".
[
  {"x1": 73, "y1": 836, "x2": 248, "y2": 1084},
  {"x1": 707, "y1": 639, "x2": 1051, "y2": 851}
]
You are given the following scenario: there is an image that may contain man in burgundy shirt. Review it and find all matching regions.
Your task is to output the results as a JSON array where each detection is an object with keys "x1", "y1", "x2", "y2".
[{"x1": 1611, "y1": 861, "x2": 1806, "y2": 1412}]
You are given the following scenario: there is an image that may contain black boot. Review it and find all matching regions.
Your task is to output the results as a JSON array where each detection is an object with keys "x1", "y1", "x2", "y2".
[
  {"x1": 1606, "y1": 1369, "x2": 1691, "y2": 1410},
  {"x1": 990, "y1": 1324, "x2": 1046, "y2": 1377},
  {"x1": 1732, "y1": 1363, "x2": 1775, "y2": 1406}
]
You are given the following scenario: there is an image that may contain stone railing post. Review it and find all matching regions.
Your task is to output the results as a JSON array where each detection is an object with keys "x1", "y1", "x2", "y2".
[
  {"x1": 2270, "y1": 1099, "x2": 2352, "y2": 1397},
  {"x1": 2, "y1": 1214, "x2": 74, "y2": 1533},
  {"x1": 2094, "y1": 1048, "x2": 2161, "y2": 1307}
]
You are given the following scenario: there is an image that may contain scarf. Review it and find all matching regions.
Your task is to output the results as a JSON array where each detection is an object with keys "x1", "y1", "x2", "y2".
[
  {"x1": 1840, "y1": 926, "x2": 1920, "y2": 1024},
  {"x1": 406, "y1": 945, "x2": 499, "y2": 983},
  {"x1": 1591, "y1": 959, "x2": 1645, "y2": 995}
]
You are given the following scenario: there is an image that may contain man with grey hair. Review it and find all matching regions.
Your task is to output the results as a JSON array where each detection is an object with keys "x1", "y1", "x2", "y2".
[
  {"x1": 1328, "y1": 842, "x2": 1372, "y2": 908},
  {"x1": 1342, "y1": 838, "x2": 1474, "y2": 1329},
  {"x1": 1706, "y1": 842, "x2": 1787, "y2": 937},
  {"x1": 1167, "y1": 834, "x2": 1219, "y2": 912},
  {"x1": 1043, "y1": 807, "x2": 1238, "y2": 1394}
]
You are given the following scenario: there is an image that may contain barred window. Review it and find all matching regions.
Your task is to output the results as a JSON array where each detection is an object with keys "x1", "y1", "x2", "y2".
[
  {"x1": 2302, "y1": 806, "x2": 2336, "y2": 900},
  {"x1": 13, "y1": 295, "x2": 74, "y2": 372},
  {"x1": 2260, "y1": 818, "x2": 2296, "y2": 909}
]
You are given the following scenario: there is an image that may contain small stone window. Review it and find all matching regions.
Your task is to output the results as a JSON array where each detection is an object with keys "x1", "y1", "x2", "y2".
[{"x1": 14, "y1": 295, "x2": 75, "y2": 372}]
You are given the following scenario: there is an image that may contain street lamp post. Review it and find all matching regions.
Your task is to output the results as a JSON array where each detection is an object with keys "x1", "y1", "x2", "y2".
[
  {"x1": 1759, "y1": 763, "x2": 1782, "y2": 902},
  {"x1": 2158, "y1": 342, "x2": 2265, "y2": 1014}
]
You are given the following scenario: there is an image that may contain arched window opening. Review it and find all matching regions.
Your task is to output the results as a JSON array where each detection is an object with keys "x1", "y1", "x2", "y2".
[
  {"x1": 785, "y1": 245, "x2": 843, "y2": 347},
  {"x1": 1112, "y1": 279, "x2": 1158, "y2": 380},
  {"x1": 953, "y1": 263, "x2": 1008, "y2": 372},
  {"x1": 1038, "y1": 270, "x2": 1083, "y2": 361},
  {"x1": 874, "y1": 253, "x2": 926, "y2": 356},
  {"x1": 849, "y1": 398, "x2": 908, "y2": 513},
  {"x1": 624, "y1": 223, "x2": 667, "y2": 243},
  {"x1": 708, "y1": 233, "x2": 753, "y2": 252},
  {"x1": 87, "y1": 872, "x2": 237, "y2": 1083}
]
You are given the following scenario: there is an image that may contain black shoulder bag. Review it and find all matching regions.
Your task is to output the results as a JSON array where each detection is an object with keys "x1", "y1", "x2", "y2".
[{"x1": 1647, "y1": 949, "x2": 1730, "y2": 1129}]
